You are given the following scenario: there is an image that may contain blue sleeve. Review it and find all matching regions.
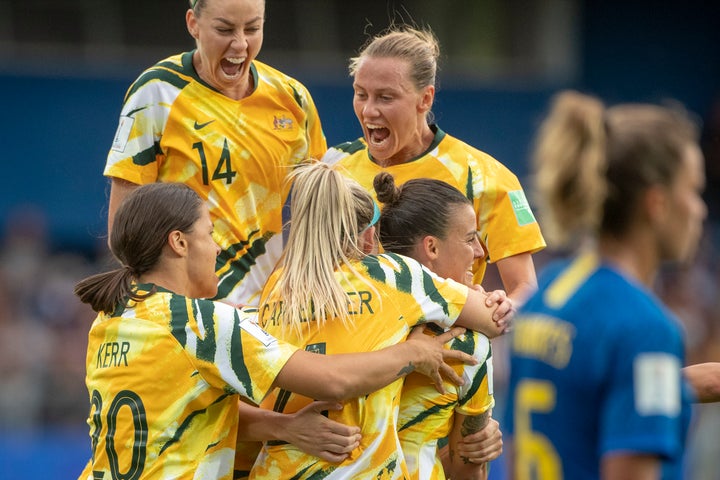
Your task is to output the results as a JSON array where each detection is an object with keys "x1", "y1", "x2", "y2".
[{"x1": 599, "y1": 307, "x2": 686, "y2": 460}]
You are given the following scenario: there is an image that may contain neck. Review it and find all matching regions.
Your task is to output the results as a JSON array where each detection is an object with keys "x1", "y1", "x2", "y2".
[
  {"x1": 598, "y1": 231, "x2": 659, "y2": 287},
  {"x1": 379, "y1": 123, "x2": 435, "y2": 167},
  {"x1": 139, "y1": 266, "x2": 190, "y2": 298}
]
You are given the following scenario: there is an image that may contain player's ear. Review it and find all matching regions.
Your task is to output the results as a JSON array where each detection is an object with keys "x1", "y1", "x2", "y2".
[
  {"x1": 186, "y1": 8, "x2": 199, "y2": 40},
  {"x1": 167, "y1": 230, "x2": 189, "y2": 257},
  {"x1": 422, "y1": 235, "x2": 440, "y2": 260}
]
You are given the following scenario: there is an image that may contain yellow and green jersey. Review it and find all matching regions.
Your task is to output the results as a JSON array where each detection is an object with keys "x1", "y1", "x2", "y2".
[
  {"x1": 250, "y1": 253, "x2": 469, "y2": 480},
  {"x1": 78, "y1": 284, "x2": 298, "y2": 480},
  {"x1": 398, "y1": 327, "x2": 494, "y2": 480},
  {"x1": 323, "y1": 126, "x2": 545, "y2": 284},
  {"x1": 105, "y1": 51, "x2": 327, "y2": 306}
]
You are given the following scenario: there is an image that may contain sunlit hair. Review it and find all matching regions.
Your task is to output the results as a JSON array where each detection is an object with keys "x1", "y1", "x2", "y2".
[
  {"x1": 349, "y1": 25, "x2": 440, "y2": 92},
  {"x1": 74, "y1": 183, "x2": 204, "y2": 313},
  {"x1": 533, "y1": 90, "x2": 699, "y2": 247},
  {"x1": 374, "y1": 172, "x2": 471, "y2": 255},
  {"x1": 276, "y1": 162, "x2": 376, "y2": 336}
]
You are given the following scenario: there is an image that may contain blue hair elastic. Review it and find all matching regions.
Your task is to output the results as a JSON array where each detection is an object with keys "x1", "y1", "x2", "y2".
[{"x1": 362, "y1": 200, "x2": 381, "y2": 232}]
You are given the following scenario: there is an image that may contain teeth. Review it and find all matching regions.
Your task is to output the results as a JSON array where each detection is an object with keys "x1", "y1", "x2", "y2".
[
  {"x1": 226, "y1": 57, "x2": 245, "y2": 64},
  {"x1": 366, "y1": 124, "x2": 383, "y2": 130}
]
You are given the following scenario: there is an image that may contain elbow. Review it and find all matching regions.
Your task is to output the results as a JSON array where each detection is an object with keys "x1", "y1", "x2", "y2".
[{"x1": 317, "y1": 374, "x2": 356, "y2": 402}]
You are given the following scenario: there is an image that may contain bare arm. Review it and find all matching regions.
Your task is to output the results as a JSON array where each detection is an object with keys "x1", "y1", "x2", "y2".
[
  {"x1": 601, "y1": 453, "x2": 661, "y2": 480},
  {"x1": 445, "y1": 411, "x2": 498, "y2": 480},
  {"x1": 108, "y1": 177, "x2": 140, "y2": 238},
  {"x1": 236, "y1": 399, "x2": 361, "y2": 463},
  {"x1": 456, "y1": 289, "x2": 509, "y2": 338},
  {"x1": 683, "y1": 362, "x2": 720, "y2": 403},
  {"x1": 495, "y1": 252, "x2": 538, "y2": 308},
  {"x1": 274, "y1": 326, "x2": 476, "y2": 402}
]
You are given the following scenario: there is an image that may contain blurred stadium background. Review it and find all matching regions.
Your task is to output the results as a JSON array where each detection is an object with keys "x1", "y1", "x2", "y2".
[{"x1": 1, "y1": 1, "x2": 719, "y2": 478}]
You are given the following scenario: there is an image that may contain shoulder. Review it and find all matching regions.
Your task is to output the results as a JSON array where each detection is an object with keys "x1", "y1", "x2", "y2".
[
  {"x1": 253, "y1": 60, "x2": 316, "y2": 107},
  {"x1": 124, "y1": 52, "x2": 195, "y2": 102},
  {"x1": 439, "y1": 130, "x2": 517, "y2": 176},
  {"x1": 322, "y1": 139, "x2": 368, "y2": 165}
]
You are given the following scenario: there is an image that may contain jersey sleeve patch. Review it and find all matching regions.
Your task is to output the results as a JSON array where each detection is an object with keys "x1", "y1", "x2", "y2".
[
  {"x1": 239, "y1": 317, "x2": 277, "y2": 348},
  {"x1": 633, "y1": 352, "x2": 681, "y2": 416},
  {"x1": 111, "y1": 116, "x2": 134, "y2": 152},
  {"x1": 508, "y1": 190, "x2": 536, "y2": 226}
]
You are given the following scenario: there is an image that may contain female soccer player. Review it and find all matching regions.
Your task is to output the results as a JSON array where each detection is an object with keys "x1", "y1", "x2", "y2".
[
  {"x1": 324, "y1": 25, "x2": 545, "y2": 306},
  {"x1": 375, "y1": 171, "x2": 504, "y2": 479},
  {"x1": 105, "y1": 0, "x2": 325, "y2": 307},
  {"x1": 505, "y1": 91, "x2": 706, "y2": 479},
  {"x1": 75, "y1": 182, "x2": 478, "y2": 480},
  {"x1": 250, "y1": 163, "x2": 511, "y2": 479}
]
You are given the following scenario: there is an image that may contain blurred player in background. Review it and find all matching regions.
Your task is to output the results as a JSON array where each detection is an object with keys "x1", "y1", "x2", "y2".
[{"x1": 505, "y1": 91, "x2": 705, "y2": 479}]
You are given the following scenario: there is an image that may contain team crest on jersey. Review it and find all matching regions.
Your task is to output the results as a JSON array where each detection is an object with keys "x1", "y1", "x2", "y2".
[{"x1": 273, "y1": 114, "x2": 294, "y2": 131}]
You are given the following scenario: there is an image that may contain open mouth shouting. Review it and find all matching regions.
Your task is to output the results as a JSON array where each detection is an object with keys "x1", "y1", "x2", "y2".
[
  {"x1": 220, "y1": 57, "x2": 245, "y2": 79},
  {"x1": 366, "y1": 124, "x2": 390, "y2": 146}
]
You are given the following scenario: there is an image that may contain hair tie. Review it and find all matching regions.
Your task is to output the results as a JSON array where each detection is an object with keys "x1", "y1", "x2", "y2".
[{"x1": 361, "y1": 201, "x2": 381, "y2": 232}]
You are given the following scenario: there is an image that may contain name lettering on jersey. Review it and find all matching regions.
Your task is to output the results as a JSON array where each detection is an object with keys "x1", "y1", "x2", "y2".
[
  {"x1": 512, "y1": 314, "x2": 575, "y2": 369},
  {"x1": 259, "y1": 291, "x2": 375, "y2": 327},
  {"x1": 96, "y1": 341, "x2": 131, "y2": 368}
]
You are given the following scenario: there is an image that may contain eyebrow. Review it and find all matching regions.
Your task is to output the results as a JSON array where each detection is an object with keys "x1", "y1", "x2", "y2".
[{"x1": 213, "y1": 15, "x2": 263, "y2": 26}]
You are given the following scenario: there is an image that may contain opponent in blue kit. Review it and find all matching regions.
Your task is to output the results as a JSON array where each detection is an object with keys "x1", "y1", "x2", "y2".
[{"x1": 506, "y1": 91, "x2": 706, "y2": 479}]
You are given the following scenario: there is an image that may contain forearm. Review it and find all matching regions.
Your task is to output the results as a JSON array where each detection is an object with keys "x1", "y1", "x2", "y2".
[
  {"x1": 447, "y1": 411, "x2": 491, "y2": 480},
  {"x1": 457, "y1": 289, "x2": 506, "y2": 338},
  {"x1": 236, "y1": 399, "x2": 285, "y2": 442},
  {"x1": 276, "y1": 342, "x2": 421, "y2": 401},
  {"x1": 683, "y1": 362, "x2": 720, "y2": 403}
]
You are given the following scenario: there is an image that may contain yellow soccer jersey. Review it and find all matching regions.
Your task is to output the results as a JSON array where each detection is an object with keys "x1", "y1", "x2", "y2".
[
  {"x1": 249, "y1": 253, "x2": 469, "y2": 480},
  {"x1": 323, "y1": 126, "x2": 545, "y2": 284},
  {"x1": 398, "y1": 327, "x2": 494, "y2": 480},
  {"x1": 79, "y1": 285, "x2": 298, "y2": 480},
  {"x1": 105, "y1": 52, "x2": 327, "y2": 306}
]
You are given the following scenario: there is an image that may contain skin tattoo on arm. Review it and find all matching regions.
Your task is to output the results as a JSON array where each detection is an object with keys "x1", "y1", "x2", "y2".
[
  {"x1": 397, "y1": 363, "x2": 416, "y2": 376},
  {"x1": 460, "y1": 410, "x2": 490, "y2": 464}
]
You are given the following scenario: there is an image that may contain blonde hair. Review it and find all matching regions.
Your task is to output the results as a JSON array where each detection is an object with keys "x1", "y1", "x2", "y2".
[
  {"x1": 349, "y1": 25, "x2": 440, "y2": 92},
  {"x1": 276, "y1": 163, "x2": 376, "y2": 335},
  {"x1": 533, "y1": 90, "x2": 699, "y2": 247}
]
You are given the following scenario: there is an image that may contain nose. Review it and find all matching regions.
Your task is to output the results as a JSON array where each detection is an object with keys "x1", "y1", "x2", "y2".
[
  {"x1": 362, "y1": 98, "x2": 379, "y2": 118},
  {"x1": 231, "y1": 32, "x2": 248, "y2": 50},
  {"x1": 472, "y1": 234, "x2": 485, "y2": 259}
]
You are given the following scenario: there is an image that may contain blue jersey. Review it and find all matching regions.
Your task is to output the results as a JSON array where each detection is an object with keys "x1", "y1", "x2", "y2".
[{"x1": 505, "y1": 251, "x2": 692, "y2": 479}]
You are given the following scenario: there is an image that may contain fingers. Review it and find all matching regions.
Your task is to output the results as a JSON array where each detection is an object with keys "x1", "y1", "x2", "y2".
[
  {"x1": 484, "y1": 289, "x2": 506, "y2": 306},
  {"x1": 433, "y1": 326, "x2": 466, "y2": 344},
  {"x1": 456, "y1": 418, "x2": 503, "y2": 463},
  {"x1": 435, "y1": 363, "x2": 461, "y2": 391},
  {"x1": 441, "y1": 348, "x2": 476, "y2": 366},
  {"x1": 288, "y1": 401, "x2": 362, "y2": 460}
]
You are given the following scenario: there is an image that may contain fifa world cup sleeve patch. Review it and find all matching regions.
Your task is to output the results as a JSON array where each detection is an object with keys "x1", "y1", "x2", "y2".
[
  {"x1": 633, "y1": 353, "x2": 681, "y2": 416},
  {"x1": 508, "y1": 190, "x2": 536, "y2": 226},
  {"x1": 239, "y1": 317, "x2": 277, "y2": 347},
  {"x1": 111, "y1": 116, "x2": 134, "y2": 153}
]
